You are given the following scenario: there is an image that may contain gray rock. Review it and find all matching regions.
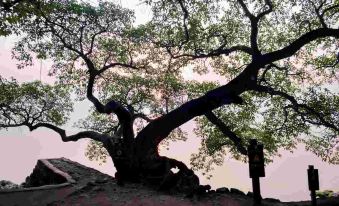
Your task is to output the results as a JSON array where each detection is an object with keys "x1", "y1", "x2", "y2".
[
  {"x1": 86, "y1": 181, "x2": 96, "y2": 187},
  {"x1": 216, "y1": 187, "x2": 229, "y2": 193},
  {"x1": 92, "y1": 186, "x2": 104, "y2": 192},
  {"x1": 0, "y1": 180, "x2": 20, "y2": 190}
]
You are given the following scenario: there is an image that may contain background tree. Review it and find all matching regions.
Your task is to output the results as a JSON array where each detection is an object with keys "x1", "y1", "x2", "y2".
[{"x1": 0, "y1": 0, "x2": 338, "y2": 194}]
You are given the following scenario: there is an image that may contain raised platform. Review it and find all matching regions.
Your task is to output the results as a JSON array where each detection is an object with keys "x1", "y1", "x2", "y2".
[{"x1": 0, "y1": 158, "x2": 112, "y2": 206}]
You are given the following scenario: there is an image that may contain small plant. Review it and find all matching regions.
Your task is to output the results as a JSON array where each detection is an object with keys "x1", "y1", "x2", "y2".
[{"x1": 316, "y1": 190, "x2": 334, "y2": 198}]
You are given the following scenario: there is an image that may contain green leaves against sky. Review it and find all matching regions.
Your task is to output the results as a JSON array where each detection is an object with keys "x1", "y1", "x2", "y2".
[{"x1": 0, "y1": 77, "x2": 73, "y2": 128}]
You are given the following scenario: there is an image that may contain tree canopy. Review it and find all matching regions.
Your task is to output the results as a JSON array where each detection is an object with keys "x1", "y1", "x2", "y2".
[{"x1": 0, "y1": 0, "x2": 338, "y2": 180}]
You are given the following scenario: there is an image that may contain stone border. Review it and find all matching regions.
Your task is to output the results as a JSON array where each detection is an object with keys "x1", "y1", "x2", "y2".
[{"x1": 0, "y1": 159, "x2": 76, "y2": 193}]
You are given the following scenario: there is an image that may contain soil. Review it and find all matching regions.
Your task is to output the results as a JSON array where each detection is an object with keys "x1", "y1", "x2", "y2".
[{"x1": 0, "y1": 158, "x2": 338, "y2": 206}]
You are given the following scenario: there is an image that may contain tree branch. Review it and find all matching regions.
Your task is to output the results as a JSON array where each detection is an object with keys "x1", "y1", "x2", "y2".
[
  {"x1": 237, "y1": 0, "x2": 255, "y2": 20},
  {"x1": 134, "y1": 65, "x2": 257, "y2": 157},
  {"x1": 98, "y1": 62, "x2": 138, "y2": 75},
  {"x1": 86, "y1": 73, "x2": 134, "y2": 144},
  {"x1": 85, "y1": 30, "x2": 107, "y2": 56},
  {"x1": 133, "y1": 113, "x2": 154, "y2": 122},
  {"x1": 253, "y1": 85, "x2": 339, "y2": 133},
  {"x1": 236, "y1": 0, "x2": 274, "y2": 54},
  {"x1": 257, "y1": 0, "x2": 273, "y2": 20},
  {"x1": 204, "y1": 111, "x2": 247, "y2": 155},
  {"x1": 176, "y1": 0, "x2": 190, "y2": 49},
  {"x1": 171, "y1": 45, "x2": 253, "y2": 59},
  {"x1": 2, "y1": 121, "x2": 110, "y2": 143},
  {"x1": 263, "y1": 28, "x2": 339, "y2": 63}
]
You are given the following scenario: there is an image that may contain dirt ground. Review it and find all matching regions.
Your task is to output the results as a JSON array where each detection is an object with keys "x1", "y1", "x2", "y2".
[{"x1": 1, "y1": 158, "x2": 339, "y2": 206}]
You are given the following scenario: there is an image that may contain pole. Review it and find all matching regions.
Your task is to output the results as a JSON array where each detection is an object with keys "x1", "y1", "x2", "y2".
[
  {"x1": 308, "y1": 165, "x2": 319, "y2": 206},
  {"x1": 310, "y1": 190, "x2": 317, "y2": 206},
  {"x1": 252, "y1": 176, "x2": 262, "y2": 205}
]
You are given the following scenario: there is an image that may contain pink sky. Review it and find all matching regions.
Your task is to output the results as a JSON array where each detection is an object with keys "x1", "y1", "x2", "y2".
[{"x1": 1, "y1": 3, "x2": 339, "y2": 201}]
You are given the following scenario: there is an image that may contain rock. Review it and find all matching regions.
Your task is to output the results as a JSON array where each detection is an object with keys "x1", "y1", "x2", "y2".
[
  {"x1": 95, "y1": 177, "x2": 109, "y2": 184},
  {"x1": 87, "y1": 181, "x2": 96, "y2": 187},
  {"x1": 0, "y1": 180, "x2": 20, "y2": 190},
  {"x1": 92, "y1": 186, "x2": 104, "y2": 192},
  {"x1": 79, "y1": 194, "x2": 89, "y2": 199},
  {"x1": 230, "y1": 188, "x2": 245, "y2": 195},
  {"x1": 216, "y1": 187, "x2": 229, "y2": 193}
]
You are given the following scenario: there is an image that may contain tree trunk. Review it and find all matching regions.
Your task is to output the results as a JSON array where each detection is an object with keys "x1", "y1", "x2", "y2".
[
  {"x1": 103, "y1": 65, "x2": 260, "y2": 195},
  {"x1": 101, "y1": 133, "x2": 202, "y2": 195}
]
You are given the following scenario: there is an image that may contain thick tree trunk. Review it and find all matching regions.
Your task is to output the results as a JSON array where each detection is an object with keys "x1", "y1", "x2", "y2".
[
  {"x1": 98, "y1": 131, "x2": 202, "y2": 195},
  {"x1": 102, "y1": 64, "x2": 259, "y2": 195}
]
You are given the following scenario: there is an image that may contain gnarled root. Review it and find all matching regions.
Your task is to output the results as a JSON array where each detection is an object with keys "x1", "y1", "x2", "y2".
[{"x1": 141, "y1": 155, "x2": 204, "y2": 196}]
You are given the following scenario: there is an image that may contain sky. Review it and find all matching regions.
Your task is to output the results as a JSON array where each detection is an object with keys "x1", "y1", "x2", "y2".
[{"x1": 1, "y1": 0, "x2": 339, "y2": 202}]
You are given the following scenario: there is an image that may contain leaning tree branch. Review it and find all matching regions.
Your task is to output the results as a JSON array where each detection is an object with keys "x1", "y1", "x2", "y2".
[
  {"x1": 205, "y1": 111, "x2": 247, "y2": 155},
  {"x1": 134, "y1": 64, "x2": 258, "y2": 157}
]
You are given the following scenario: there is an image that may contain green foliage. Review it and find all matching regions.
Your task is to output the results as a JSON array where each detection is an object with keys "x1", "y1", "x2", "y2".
[
  {"x1": 85, "y1": 140, "x2": 109, "y2": 165},
  {"x1": 11, "y1": 0, "x2": 134, "y2": 69},
  {"x1": 0, "y1": 76, "x2": 73, "y2": 128},
  {"x1": 316, "y1": 190, "x2": 335, "y2": 198},
  {"x1": 0, "y1": 0, "x2": 36, "y2": 36}
]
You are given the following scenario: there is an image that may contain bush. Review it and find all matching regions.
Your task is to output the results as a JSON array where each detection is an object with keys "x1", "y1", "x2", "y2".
[{"x1": 316, "y1": 190, "x2": 334, "y2": 198}]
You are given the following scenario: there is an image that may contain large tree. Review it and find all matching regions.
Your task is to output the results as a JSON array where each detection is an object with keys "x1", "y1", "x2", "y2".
[{"x1": 0, "y1": 0, "x2": 338, "y2": 194}]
